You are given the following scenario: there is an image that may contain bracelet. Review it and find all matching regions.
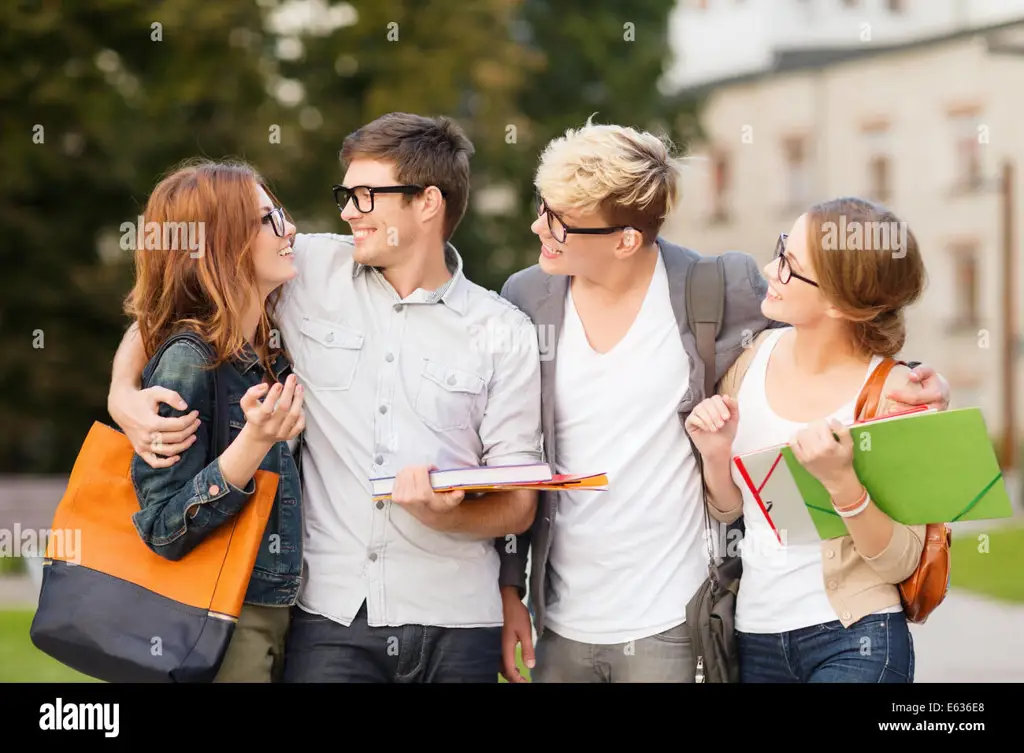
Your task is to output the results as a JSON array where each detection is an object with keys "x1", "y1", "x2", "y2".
[{"x1": 832, "y1": 487, "x2": 871, "y2": 518}]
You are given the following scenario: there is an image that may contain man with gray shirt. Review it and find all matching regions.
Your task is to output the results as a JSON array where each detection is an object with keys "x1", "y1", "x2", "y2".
[
  {"x1": 497, "y1": 119, "x2": 951, "y2": 683},
  {"x1": 108, "y1": 113, "x2": 543, "y2": 683}
]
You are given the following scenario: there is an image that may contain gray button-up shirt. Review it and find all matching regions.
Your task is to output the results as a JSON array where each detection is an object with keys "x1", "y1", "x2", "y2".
[{"x1": 274, "y1": 233, "x2": 543, "y2": 628}]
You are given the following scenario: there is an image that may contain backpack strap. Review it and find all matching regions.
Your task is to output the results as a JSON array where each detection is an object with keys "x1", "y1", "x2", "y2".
[
  {"x1": 686, "y1": 255, "x2": 726, "y2": 400},
  {"x1": 685, "y1": 255, "x2": 733, "y2": 567}
]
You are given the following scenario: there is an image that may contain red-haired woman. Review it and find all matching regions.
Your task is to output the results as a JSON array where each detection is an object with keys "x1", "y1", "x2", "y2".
[{"x1": 112, "y1": 158, "x2": 305, "y2": 682}]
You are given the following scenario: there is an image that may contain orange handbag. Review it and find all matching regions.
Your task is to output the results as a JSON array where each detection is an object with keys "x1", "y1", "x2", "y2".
[
  {"x1": 854, "y1": 358, "x2": 952, "y2": 624},
  {"x1": 29, "y1": 332, "x2": 279, "y2": 682}
]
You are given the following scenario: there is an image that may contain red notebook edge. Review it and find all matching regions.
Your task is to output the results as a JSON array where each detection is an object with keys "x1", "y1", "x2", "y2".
[{"x1": 733, "y1": 455, "x2": 783, "y2": 545}]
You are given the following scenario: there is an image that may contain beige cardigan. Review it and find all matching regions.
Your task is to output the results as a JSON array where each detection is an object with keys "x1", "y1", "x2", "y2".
[{"x1": 709, "y1": 330, "x2": 927, "y2": 628}]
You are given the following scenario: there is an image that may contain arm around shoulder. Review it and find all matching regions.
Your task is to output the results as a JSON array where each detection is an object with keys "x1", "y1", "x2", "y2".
[{"x1": 130, "y1": 342, "x2": 257, "y2": 560}]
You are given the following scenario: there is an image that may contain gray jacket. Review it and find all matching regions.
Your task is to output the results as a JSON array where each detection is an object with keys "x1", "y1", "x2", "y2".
[{"x1": 496, "y1": 236, "x2": 784, "y2": 637}]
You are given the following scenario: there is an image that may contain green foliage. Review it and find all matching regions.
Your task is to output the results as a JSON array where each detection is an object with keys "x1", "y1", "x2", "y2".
[{"x1": 1, "y1": 0, "x2": 280, "y2": 473}]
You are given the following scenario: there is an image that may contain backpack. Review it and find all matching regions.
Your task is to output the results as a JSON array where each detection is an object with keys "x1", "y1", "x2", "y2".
[{"x1": 682, "y1": 255, "x2": 742, "y2": 683}]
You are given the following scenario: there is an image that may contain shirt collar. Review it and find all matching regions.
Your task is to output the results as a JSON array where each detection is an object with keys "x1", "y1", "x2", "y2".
[
  {"x1": 353, "y1": 242, "x2": 468, "y2": 315},
  {"x1": 237, "y1": 341, "x2": 291, "y2": 379}
]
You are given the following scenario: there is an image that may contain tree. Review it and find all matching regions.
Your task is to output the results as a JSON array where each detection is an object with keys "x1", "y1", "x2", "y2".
[{"x1": 0, "y1": 0, "x2": 282, "y2": 472}]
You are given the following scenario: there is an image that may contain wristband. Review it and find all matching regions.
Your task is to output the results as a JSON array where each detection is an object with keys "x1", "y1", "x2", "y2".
[{"x1": 833, "y1": 487, "x2": 871, "y2": 518}]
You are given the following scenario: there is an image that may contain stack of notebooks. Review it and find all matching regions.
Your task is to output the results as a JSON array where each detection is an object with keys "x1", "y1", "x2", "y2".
[
  {"x1": 370, "y1": 463, "x2": 607, "y2": 502},
  {"x1": 732, "y1": 406, "x2": 1014, "y2": 546}
]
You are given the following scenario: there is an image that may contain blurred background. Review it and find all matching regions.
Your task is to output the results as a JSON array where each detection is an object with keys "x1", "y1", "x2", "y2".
[{"x1": 0, "y1": 0, "x2": 1021, "y2": 682}]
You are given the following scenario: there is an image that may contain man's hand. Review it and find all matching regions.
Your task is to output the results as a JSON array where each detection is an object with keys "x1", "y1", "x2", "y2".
[
  {"x1": 500, "y1": 586, "x2": 535, "y2": 683},
  {"x1": 109, "y1": 384, "x2": 200, "y2": 469},
  {"x1": 390, "y1": 465, "x2": 465, "y2": 528},
  {"x1": 887, "y1": 363, "x2": 950, "y2": 412}
]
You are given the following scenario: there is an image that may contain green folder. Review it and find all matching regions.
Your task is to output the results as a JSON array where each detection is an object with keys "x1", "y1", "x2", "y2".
[{"x1": 734, "y1": 407, "x2": 1014, "y2": 543}]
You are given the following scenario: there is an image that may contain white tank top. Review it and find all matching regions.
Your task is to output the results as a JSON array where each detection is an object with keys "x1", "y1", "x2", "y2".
[{"x1": 728, "y1": 327, "x2": 897, "y2": 633}]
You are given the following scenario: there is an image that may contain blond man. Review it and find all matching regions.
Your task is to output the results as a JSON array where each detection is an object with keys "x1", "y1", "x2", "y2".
[{"x1": 496, "y1": 119, "x2": 950, "y2": 683}]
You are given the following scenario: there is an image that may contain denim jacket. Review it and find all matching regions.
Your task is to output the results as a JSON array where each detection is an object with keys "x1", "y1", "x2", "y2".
[{"x1": 130, "y1": 334, "x2": 303, "y2": 607}]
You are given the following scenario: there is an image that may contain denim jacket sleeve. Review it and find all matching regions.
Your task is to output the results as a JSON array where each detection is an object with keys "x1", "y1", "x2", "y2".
[{"x1": 130, "y1": 340, "x2": 257, "y2": 561}]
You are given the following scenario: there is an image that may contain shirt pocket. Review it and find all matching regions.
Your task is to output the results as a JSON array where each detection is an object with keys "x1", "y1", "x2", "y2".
[
  {"x1": 413, "y1": 358, "x2": 486, "y2": 431},
  {"x1": 294, "y1": 316, "x2": 364, "y2": 391}
]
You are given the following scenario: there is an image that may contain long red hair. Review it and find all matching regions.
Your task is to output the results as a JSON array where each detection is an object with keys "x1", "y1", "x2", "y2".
[{"x1": 123, "y1": 158, "x2": 287, "y2": 379}]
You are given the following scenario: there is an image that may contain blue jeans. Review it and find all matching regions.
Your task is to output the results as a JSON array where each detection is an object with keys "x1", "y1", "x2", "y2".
[
  {"x1": 737, "y1": 612, "x2": 914, "y2": 682},
  {"x1": 282, "y1": 602, "x2": 502, "y2": 682}
]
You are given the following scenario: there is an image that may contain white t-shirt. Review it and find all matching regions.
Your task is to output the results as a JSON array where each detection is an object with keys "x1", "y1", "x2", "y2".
[
  {"x1": 544, "y1": 252, "x2": 707, "y2": 644},
  {"x1": 730, "y1": 326, "x2": 900, "y2": 633}
]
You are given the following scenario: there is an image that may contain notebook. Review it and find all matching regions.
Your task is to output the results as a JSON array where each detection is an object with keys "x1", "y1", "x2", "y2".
[
  {"x1": 370, "y1": 463, "x2": 608, "y2": 501},
  {"x1": 732, "y1": 406, "x2": 1014, "y2": 545}
]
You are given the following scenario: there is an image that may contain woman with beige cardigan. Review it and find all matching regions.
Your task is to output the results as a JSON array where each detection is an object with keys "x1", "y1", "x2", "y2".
[{"x1": 685, "y1": 196, "x2": 929, "y2": 683}]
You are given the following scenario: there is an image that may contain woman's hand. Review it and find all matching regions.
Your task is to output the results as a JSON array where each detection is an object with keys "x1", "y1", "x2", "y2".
[
  {"x1": 240, "y1": 374, "x2": 305, "y2": 446},
  {"x1": 684, "y1": 395, "x2": 739, "y2": 462},
  {"x1": 789, "y1": 418, "x2": 857, "y2": 495}
]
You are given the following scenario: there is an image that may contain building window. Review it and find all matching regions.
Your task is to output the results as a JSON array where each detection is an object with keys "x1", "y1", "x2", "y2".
[
  {"x1": 842, "y1": 0, "x2": 860, "y2": 7},
  {"x1": 887, "y1": 0, "x2": 905, "y2": 12},
  {"x1": 868, "y1": 155, "x2": 891, "y2": 204},
  {"x1": 949, "y1": 243, "x2": 981, "y2": 331},
  {"x1": 710, "y1": 150, "x2": 729, "y2": 223},
  {"x1": 783, "y1": 135, "x2": 811, "y2": 209},
  {"x1": 862, "y1": 120, "x2": 891, "y2": 204},
  {"x1": 950, "y1": 110, "x2": 984, "y2": 192}
]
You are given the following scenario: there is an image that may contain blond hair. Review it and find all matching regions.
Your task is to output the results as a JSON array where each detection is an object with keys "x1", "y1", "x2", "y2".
[{"x1": 534, "y1": 116, "x2": 684, "y2": 243}]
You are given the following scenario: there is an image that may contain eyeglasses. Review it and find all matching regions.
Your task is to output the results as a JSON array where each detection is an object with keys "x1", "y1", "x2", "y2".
[
  {"x1": 332, "y1": 184, "x2": 446, "y2": 214},
  {"x1": 774, "y1": 233, "x2": 818, "y2": 287},
  {"x1": 261, "y1": 206, "x2": 288, "y2": 238},
  {"x1": 536, "y1": 192, "x2": 631, "y2": 244}
]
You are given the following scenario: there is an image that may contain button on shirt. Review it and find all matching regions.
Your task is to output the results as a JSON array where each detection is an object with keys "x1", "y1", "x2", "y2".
[{"x1": 273, "y1": 233, "x2": 543, "y2": 628}]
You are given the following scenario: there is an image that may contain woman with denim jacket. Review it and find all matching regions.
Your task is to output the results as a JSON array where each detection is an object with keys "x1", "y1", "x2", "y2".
[
  {"x1": 685, "y1": 196, "x2": 929, "y2": 683},
  {"x1": 115, "y1": 158, "x2": 305, "y2": 682}
]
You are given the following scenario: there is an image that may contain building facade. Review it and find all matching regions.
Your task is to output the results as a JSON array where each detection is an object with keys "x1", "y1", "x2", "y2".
[{"x1": 661, "y1": 17, "x2": 1024, "y2": 448}]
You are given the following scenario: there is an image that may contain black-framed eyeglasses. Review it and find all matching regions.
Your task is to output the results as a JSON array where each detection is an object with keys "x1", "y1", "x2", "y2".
[
  {"x1": 261, "y1": 206, "x2": 288, "y2": 238},
  {"x1": 332, "y1": 184, "x2": 446, "y2": 214},
  {"x1": 536, "y1": 191, "x2": 631, "y2": 244},
  {"x1": 774, "y1": 233, "x2": 818, "y2": 287}
]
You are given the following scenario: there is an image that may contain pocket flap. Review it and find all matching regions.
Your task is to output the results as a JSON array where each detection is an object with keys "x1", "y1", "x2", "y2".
[
  {"x1": 300, "y1": 317, "x2": 364, "y2": 349},
  {"x1": 422, "y1": 359, "x2": 485, "y2": 394}
]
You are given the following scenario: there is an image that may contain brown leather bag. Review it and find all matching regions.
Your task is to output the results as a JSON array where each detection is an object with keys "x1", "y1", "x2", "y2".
[{"x1": 854, "y1": 358, "x2": 952, "y2": 624}]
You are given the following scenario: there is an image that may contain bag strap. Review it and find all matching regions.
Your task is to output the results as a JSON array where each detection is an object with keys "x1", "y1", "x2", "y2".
[
  {"x1": 685, "y1": 256, "x2": 726, "y2": 571},
  {"x1": 145, "y1": 330, "x2": 231, "y2": 457},
  {"x1": 855, "y1": 357, "x2": 906, "y2": 421},
  {"x1": 686, "y1": 256, "x2": 726, "y2": 400}
]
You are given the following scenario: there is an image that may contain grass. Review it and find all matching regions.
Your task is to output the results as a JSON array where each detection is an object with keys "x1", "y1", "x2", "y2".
[
  {"x1": 950, "y1": 523, "x2": 1024, "y2": 604},
  {"x1": 0, "y1": 557, "x2": 26, "y2": 575},
  {"x1": 0, "y1": 609, "x2": 99, "y2": 682},
  {"x1": 498, "y1": 645, "x2": 532, "y2": 683}
]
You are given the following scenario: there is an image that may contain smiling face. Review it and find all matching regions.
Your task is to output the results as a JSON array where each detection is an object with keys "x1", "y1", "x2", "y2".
[
  {"x1": 761, "y1": 213, "x2": 827, "y2": 326},
  {"x1": 251, "y1": 182, "x2": 297, "y2": 295},
  {"x1": 532, "y1": 195, "x2": 634, "y2": 278},
  {"x1": 338, "y1": 158, "x2": 428, "y2": 268}
]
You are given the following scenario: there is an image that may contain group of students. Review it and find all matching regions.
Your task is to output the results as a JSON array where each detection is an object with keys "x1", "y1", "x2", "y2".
[{"x1": 107, "y1": 112, "x2": 950, "y2": 683}]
